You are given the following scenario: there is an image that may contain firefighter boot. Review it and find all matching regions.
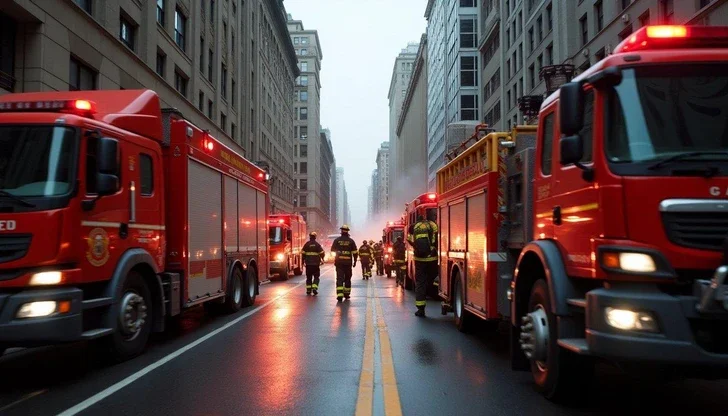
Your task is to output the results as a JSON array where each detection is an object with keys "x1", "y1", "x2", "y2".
[
  {"x1": 415, "y1": 306, "x2": 426, "y2": 317},
  {"x1": 312, "y1": 284, "x2": 318, "y2": 296},
  {"x1": 306, "y1": 285, "x2": 312, "y2": 295}
]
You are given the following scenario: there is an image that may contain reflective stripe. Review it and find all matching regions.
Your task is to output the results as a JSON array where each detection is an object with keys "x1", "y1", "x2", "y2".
[
  {"x1": 312, "y1": 284, "x2": 318, "y2": 289},
  {"x1": 414, "y1": 256, "x2": 438, "y2": 262},
  {"x1": 414, "y1": 233, "x2": 430, "y2": 239},
  {"x1": 415, "y1": 300, "x2": 427, "y2": 306},
  {"x1": 306, "y1": 285, "x2": 312, "y2": 289},
  {"x1": 343, "y1": 287, "x2": 351, "y2": 293},
  {"x1": 336, "y1": 286, "x2": 344, "y2": 290}
]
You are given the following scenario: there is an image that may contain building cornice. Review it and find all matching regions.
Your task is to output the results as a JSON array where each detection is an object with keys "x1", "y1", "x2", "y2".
[
  {"x1": 269, "y1": 0, "x2": 300, "y2": 77},
  {"x1": 396, "y1": 34, "x2": 427, "y2": 136},
  {"x1": 424, "y1": 0, "x2": 435, "y2": 19}
]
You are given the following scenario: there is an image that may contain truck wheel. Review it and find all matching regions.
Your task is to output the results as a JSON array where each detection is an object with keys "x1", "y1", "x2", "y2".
[
  {"x1": 453, "y1": 272, "x2": 472, "y2": 332},
  {"x1": 294, "y1": 266, "x2": 302, "y2": 276},
  {"x1": 522, "y1": 279, "x2": 593, "y2": 403},
  {"x1": 242, "y1": 266, "x2": 257, "y2": 307},
  {"x1": 223, "y1": 267, "x2": 244, "y2": 314},
  {"x1": 107, "y1": 270, "x2": 152, "y2": 362}
]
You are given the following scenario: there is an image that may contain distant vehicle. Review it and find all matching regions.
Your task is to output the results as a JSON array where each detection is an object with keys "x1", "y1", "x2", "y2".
[
  {"x1": 323, "y1": 233, "x2": 340, "y2": 263},
  {"x1": 268, "y1": 213, "x2": 306, "y2": 279},
  {"x1": 382, "y1": 219, "x2": 405, "y2": 279}
]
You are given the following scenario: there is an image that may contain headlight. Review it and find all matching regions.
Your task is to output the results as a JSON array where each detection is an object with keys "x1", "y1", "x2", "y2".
[
  {"x1": 605, "y1": 307, "x2": 658, "y2": 332},
  {"x1": 601, "y1": 252, "x2": 656, "y2": 273},
  {"x1": 16, "y1": 300, "x2": 71, "y2": 319},
  {"x1": 275, "y1": 253, "x2": 285, "y2": 261},
  {"x1": 384, "y1": 254, "x2": 389, "y2": 259},
  {"x1": 387, "y1": 247, "x2": 393, "y2": 253},
  {"x1": 29, "y1": 271, "x2": 63, "y2": 286}
]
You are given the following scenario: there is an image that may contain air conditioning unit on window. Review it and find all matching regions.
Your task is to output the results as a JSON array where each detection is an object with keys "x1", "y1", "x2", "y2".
[{"x1": 622, "y1": 14, "x2": 630, "y2": 24}]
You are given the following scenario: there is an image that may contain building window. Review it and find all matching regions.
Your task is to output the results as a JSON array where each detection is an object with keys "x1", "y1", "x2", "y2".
[
  {"x1": 301, "y1": 91, "x2": 308, "y2": 102},
  {"x1": 156, "y1": 0, "x2": 164, "y2": 25},
  {"x1": 74, "y1": 0, "x2": 92, "y2": 14},
  {"x1": 174, "y1": 70, "x2": 188, "y2": 97},
  {"x1": 297, "y1": 75, "x2": 309, "y2": 86},
  {"x1": 156, "y1": 52, "x2": 166, "y2": 77},
  {"x1": 294, "y1": 37, "x2": 300, "y2": 45},
  {"x1": 639, "y1": 10, "x2": 650, "y2": 27},
  {"x1": 528, "y1": 27, "x2": 534, "y2": 53},
  {"x1": 231, "y1": 123, "x2": 236, "y2": 140},
  {"x1": 301, "y1": 37, "x2": 309, "y2": 44},
  {"x1": 211, "y1": 0, "x2": 215, "y2": 25},
  {"x1": 206, "y1": 100, "x2": 212, "y2": 119},
  {"x1": 300, "y1": 126, "x2": 308, "y2": 139},
  {"x1": 300, "y1": 162, "x2": 308, "y2": 174},
  {"x1": 595, "y1": 1, "x2": 604, "y2": 32},
  {"x1": 198, "y1": 91, "x2": 204, "y2": 111},
  {"x1": 300, "y1": 179, "x2": 308, "y2": 191},
  {"x1": 232, "y1": 80, "x2": 236, "y2": 108},
  {"x1": 537, "y1": 16, "x2": 543, "y2": 41},
  {"x1": 618, "y1": 25, "x2": 633, "y2": 41},
  {"x1": 300, "y1": 61, "x2": 308, "y2": 71},
  {"x1": 661, "y1": 0, "x2": 673, "y2": 24},
  {"x1": 528, "y1": 64, "x2": 535, "y2": 90},
  {"x1": 301, "y1": 49, "x2": 308, "y2": 55},
  {"x1": 460, "y1": 0, "x2": 476, "y2": 5},
  {"x1": 220, "y1": 112, "x2": 226, "y2": 131},
  {"x1": 546, "y1": 3, "x2": 552, "y2": 31},
  {"x1": 580, "y1": 14, "x2": 588, "y2": 46},
  {"x1": 545, "y1": 44, "x2": 553, "y2": 65},
  {"x1": 299, "y1": 107, "x2": 308, "y2": 120},
  {"x1": 175, "y1": 8, "x2": 187, "y2": 51},
  {"x1": 69, "y1": 56, "x2": 97, "y2": 91},
  {"x1": 700, "y1": 0, "x2": 711, "y2": 8},
  {"x1": 460, "y1": 16, "x2": 476, "y2": 48},
  {"x1": 199, "y1": 37, "x2": 205, "y2": 72},
  {"x1": 506, "y1": 58, "x2": 511, "y2": 79},
  {"x1": 300, "y1": 145, "x2": 308, "y2": 157},
  {"x1": 140, "y1": 154, "x2": 154, "y2": 196},
  {"x1": 208, "y1": 50, "x2": 213, "y2": 81},
  {"x1": 460, "y1": 56, "x2": 477, "y2": 87},
  {"x1": 120, "y1": 14, "x2": 135, "y2": 50},
  {"x1": 221, "y1": 64, "x2": 227, "y2": 99},
  {"x1": 300, "y1": 194, "x2": 307, "y2": 207},
  {"x1": 621, "y1": 0, "x2": 630, "y2": 10},
  {"x1": 460, "y1": 95, "x2": 477, "y2": 120}
]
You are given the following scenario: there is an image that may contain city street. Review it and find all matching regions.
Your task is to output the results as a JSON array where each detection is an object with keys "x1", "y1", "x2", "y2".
[{"x1": 1, "y1": 264, "x2": 727, "y2": 416}]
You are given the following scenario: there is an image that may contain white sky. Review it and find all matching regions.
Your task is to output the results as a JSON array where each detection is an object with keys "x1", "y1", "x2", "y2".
[{"x1": 284, "y1": 0, "x2": 427, "y2": 230}]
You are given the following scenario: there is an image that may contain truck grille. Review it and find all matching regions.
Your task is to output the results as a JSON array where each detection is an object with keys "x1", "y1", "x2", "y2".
[
  {"x1": 662, "y1": 212, "x2": 728, "y2": 251},
  {"x1": 0, "y1": 234, "x2": 32, "y2": 264}
]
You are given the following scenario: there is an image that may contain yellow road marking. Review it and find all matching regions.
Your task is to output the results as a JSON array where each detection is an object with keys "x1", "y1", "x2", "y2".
[
  {"x1": 374, "y1": 278, "x2": 403, "y2": 416},
  {"x1": 355, "y1": 281, "x2": 375, "y2": 416}
]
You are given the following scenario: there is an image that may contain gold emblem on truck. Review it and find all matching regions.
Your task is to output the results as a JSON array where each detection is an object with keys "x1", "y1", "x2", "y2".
[{"x1": 87, "y1": 227, "x2": 110, "y2": 267}]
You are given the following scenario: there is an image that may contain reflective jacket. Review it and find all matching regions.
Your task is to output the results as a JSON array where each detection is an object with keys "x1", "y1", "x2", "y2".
[
  {"x1": 302, "y1": 240, "x2": 325, "y2": 266},
  {"x1": 373, "y1": 243, "x2": 384, "y2": 258},
  {"x1": 331, "y1": 235, "x2": 358, "y2": 267},
  {"x1": 358, "y1": 244, "x2": 373, "y2": 262},
  {"x1": 393, "y1": 240, "x2": 406, "y2": 262},
  {"x1": 407, "y1": 220, "x2": 438, "y2": 262}
]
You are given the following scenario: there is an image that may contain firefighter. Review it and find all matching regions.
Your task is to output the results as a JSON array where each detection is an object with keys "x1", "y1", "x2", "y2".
[
  {"x1": 331, "y1": 225, "x2": 358, "y2": 302},
  {"x1": 407, "y1": 211, "x2": 438, "y2": 317},
  {"x1": 373, "y1": 240, "x2": 384, "y2": 276},
  {"x1": 392, "y1": 235, "x2": 407, "y2": 287},
  {"x1": 359, "y1": 240, "x2": 373, "y2": 280},
  {"x1": 302, "y1": 232, "x2": 325, "y2": 295}
]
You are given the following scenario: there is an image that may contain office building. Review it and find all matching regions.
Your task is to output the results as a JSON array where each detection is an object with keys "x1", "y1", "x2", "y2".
[{"x1": 375, "y1": 141, "x2": 390, "y2": 215}]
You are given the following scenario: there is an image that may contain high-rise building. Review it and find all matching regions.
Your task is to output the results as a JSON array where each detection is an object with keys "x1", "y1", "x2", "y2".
[
  {"x1": 388, "y1": 42, "x2": 419, "y2": 207},
  {"x1": 393, "y1": 35, "x2": 429, "y2": 212},
  {"x1": 319, "y1": 129, "x2": 335, "y2": 235},
  {"x1": 368, "y1": 169, "x2": 378, "y2": 219},
  {"x1": 425, "y1": 0, "x2": 480, "y2": 189},
  {"x1": 375, "y1": 142, "x2": 391, "y2": 216},
  {"x1": 0, "y1": 0, "x2": 299, "y2": 213},
  {"x1": 287, "y1": 16, "x2": 330, "y2": 233},
  {"x1": 480, "y1": 0, "x2": 728, "y2": 131},
  {"x1": 335, "y1": 168, "x2": 345, "y2": 227}
]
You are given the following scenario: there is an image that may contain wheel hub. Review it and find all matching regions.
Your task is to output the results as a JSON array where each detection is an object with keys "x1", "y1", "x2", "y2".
[
  {"x1": 520, "y1": 306, "x2": 549, "y2": 365},
  {"x1": 119, "y1": 292, "x2": 148, "y2": 339},
  {"x1": 233, "y1": 276, "x2": 242, "y2": 304}
]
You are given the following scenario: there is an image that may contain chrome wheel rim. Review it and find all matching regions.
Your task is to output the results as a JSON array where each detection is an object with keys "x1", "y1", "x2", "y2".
[
  {"x1": 520, "y1": 305, "x2": 549, "y2": 371},
  {"x1": 119, "y1": 291, "x2": 147, "y2": 341}
]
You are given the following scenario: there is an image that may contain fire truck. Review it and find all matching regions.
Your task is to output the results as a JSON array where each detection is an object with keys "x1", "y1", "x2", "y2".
[
  {"x1": 403, "y1": 192, "x2": 439, "y2": 296},
  {"x1": 0, "y1": 89, "x2": 269, "y2": 361},
  {"x1": 268, "y1": 213, "x2": 306, "y2": 279},
  {"x1": 437, "y1": 25, "x2": 728, "y2": 402},
  {"x1": 382, "y1": 219, "x2": 405, "y2": 279}
]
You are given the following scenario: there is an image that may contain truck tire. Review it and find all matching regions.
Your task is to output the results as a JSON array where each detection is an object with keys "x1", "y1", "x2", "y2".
[
  {"x1": 223, "y1": 267, "x2": 244, "y2": 313},
  {"x1": 294, "y1": 266, "x2": 302, "y2": 276},
  {"x1": 453, "y1": 272, "x2": 473, "y2": 332},
  {"x1": 107, "y1": 270, "x2": 153, "y2": 362},
  {"x1": 524, "y1": 279, "x2": 593, "y2": 403},
  {"x1": 242, "y1": 266, "x2": 257, "y2": 307}
]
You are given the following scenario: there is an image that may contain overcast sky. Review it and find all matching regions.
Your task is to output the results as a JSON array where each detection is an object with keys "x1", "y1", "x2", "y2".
[{"x1": 285, "y1": 0, "x2": 427, "y2": 230}]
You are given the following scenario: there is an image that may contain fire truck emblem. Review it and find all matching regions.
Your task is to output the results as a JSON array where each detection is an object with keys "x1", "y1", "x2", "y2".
[
  {"x1": 86, "y1": 228, "x2": 110, "y2": 267},
  {"x1": 128, "y1": 156, "x2": 136, "y2": 171}
]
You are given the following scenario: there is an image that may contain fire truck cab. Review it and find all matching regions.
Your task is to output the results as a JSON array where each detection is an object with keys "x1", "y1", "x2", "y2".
[
  {"x1": 403, "y1": 192, "x2": 439, "y2": 295},
  {"x1": 0, "y1": 90, "x2": 268, "y2": 361},
  {"x1": 268, "y1": 213, "x2": 306, "y2": 279},
  {"x1": 382, "y1": 219, "x2": 405, "y2": 279}
]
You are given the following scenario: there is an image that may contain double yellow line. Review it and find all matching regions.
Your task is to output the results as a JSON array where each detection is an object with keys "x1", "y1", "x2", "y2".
[{"x1": 355, "y1": 277, "x2": 403, "y2": 416}]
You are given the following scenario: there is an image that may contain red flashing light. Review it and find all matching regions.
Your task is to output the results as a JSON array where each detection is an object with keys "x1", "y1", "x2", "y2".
[
  {"x1": 614, "y1": 25, "x2": 728, "y2": 54},
  {"x1": 258, "y1": 173, "x2": 264, "y2": 179},
  {"x1": 202, "y1": 138, "x2": 215, "y2": 152},
  {"x1": 279, "y1": 219, "x2": 284, "y2": 224},
  {"x1": 427, "y1": 193, "x2": 437, "y2": 200},
  {"x1": 0, "y1": 99, "x2": 97, "y2": 116}
]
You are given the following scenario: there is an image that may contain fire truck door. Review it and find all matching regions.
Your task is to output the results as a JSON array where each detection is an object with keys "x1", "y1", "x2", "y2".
[{"x1": 552, "y1": 89, "x2": 598, "y2": 277}]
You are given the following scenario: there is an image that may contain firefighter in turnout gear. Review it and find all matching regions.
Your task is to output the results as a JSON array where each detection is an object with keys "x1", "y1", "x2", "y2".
[
  {"x1": 359, "y1": 240, "x2": 373, "y2": 280},
  {"x1": 407, "y1": 211, "x2": 438, "y2": 317},
  {"x1": 331, "y1": 225, "x2": 358, "y2": 302},
  {"x1": 302, "y1": 232, "x2": 325, "y2": 295},
  {"x1": 392, "y1": 236, "x2": 407, "y2": 287},
  {"x1": 373, "y1": 241, "x2": 384, "y2": 276}
]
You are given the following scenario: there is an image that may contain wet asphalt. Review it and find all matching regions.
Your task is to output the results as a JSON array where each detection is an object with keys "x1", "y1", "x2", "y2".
[{"x1": 1, "y1": 264, "x2": 728, "y2": 415}]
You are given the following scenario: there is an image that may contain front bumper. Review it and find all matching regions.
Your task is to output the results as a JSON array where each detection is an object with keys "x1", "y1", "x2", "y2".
[
  {"x1": 0, "y1": 287, "x2": 83, "y2": 347},
  {"x1": 584, "y1": 276, "x2": 728, "y2": 367}
]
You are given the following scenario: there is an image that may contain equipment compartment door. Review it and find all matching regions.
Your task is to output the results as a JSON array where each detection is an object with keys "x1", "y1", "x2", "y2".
[
  {"x1": 187, "y1": 160, "x2": 223, "y2": 302},
  {"x1": 466, "y1": 192, "x2": 487, "y2": 312}
]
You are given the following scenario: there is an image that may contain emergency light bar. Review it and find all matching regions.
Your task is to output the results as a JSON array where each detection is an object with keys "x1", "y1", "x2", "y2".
[
  {"x1": 0, "y1": 99, "x2": 97, "y2": 115},
  {"x1": 614, "y1": 25, "x2": 728, "y2": 53}
]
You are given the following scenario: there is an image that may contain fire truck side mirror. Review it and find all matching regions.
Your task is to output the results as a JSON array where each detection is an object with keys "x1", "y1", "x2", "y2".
[
  {"x1": 286, "y1": 229, "x2": 293, "y2": 241},
  {"x1": 560, "y1": 135, "x2": 583, "y2": 166},
  {"x1": 559, "y1": 81, "x2": 585, "y2": 137},
  {"x1": 97, "y1": 137, "x2": 120, "y2": 196}
]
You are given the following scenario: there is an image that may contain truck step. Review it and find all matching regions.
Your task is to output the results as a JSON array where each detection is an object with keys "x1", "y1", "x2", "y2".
[
  {"x1": 566, "y1": 298, "x2": 586, "y2": 309},
  {"x1": 81, "y1": 328, "x2": 114, "y2": 339},
  {"x1": 557, "y1": 338, "x2": 589, "y2": 355},
  {"x1": 82, "y1": 297, "x2": 113, "y2": 310}
]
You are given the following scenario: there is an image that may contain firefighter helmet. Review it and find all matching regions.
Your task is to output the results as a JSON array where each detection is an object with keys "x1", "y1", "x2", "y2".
[
  {"x1": 340, "y1": 224, "x2": 350, "y2": 231},
  {"x1": 310, "y1": 232, "x2": 317, "y2": 238}
]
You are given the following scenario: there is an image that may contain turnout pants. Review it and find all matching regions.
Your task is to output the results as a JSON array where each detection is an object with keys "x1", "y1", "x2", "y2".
[
  {"x1": 361, "y1": 258, "x2": 371, "y2": 278},
  {"x1": 394, "y1": 260, "x2": 406, "y2": 286},
  {"x1": 336, "y1": 265, "x2": 353, "y2": 299},
  {"x1": 375, "y1": 258, "x2": 383, "y2": 275},
  {"x1": 415, "y1": 261, "x2": 438, "y2": 309},
  {"x1": 305, "y1": 265, "x2": 320, "y2": 293}
]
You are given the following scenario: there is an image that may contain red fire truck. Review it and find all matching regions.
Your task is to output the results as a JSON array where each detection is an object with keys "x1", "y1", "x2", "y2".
[
  {"x1": 382, "y1": 219, "x2": 405, "y2": 279},
  {"x1": 403, "y1": 192, "x2": 439, "y2": 295},
  {"x1": 268, "y1": 213, "x2": 306, "y2": 279},
  {"x1": 438, "y1": 25, "x2": 728, "y2": 402},
  {"x1": 0, "y1": 89, "x2": 269, "y2": 361}
]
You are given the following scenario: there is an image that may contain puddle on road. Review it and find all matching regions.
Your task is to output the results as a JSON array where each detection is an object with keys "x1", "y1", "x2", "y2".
[{"x1": 411, "y1": 338, "x2": 439, "y2": 366}]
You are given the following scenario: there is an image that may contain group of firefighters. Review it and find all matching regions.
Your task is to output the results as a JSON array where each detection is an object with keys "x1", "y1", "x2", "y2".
[{"x1": 299, "y1": 210, "x2": 439, "y2": 316}]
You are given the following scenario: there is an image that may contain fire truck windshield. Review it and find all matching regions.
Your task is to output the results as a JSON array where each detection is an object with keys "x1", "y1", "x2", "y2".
[
  {"x1": 269, "y1": 226, "x2": 284, "y2": 244},
  {"x1": 392, "y1": 229, "x2": 404, "y2": 241},
  {"x1": 0, "y1": 126, "x2": 77, "y2": 199},
  {"x1": 426, "y1": 208, "x2": 437, "y2": 221},
  {"x1": 606, "y1": 64, "x2": 728, "y2": 174}
]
